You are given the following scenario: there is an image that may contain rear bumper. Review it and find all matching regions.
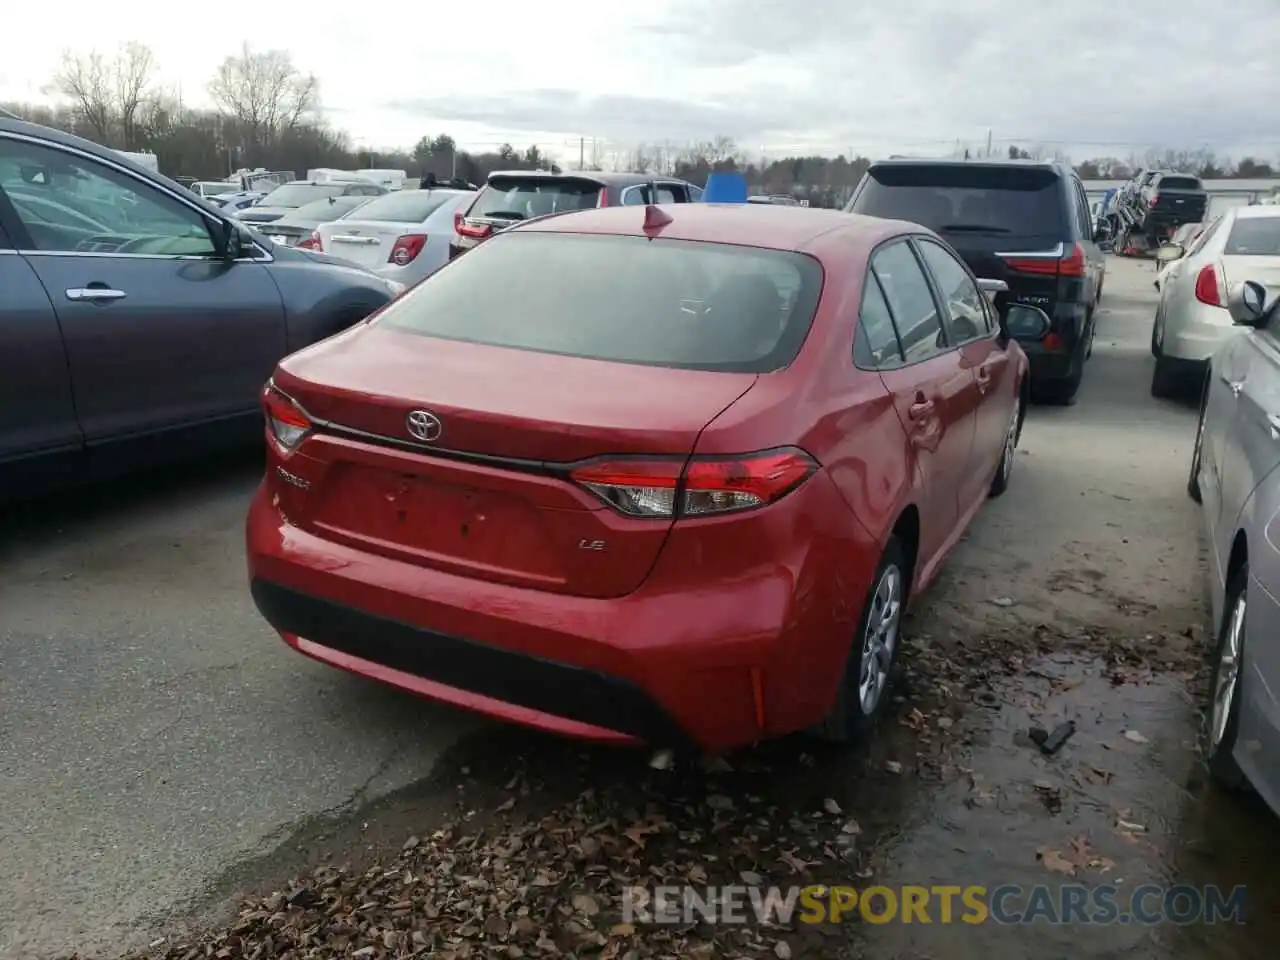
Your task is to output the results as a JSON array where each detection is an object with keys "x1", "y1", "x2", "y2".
[
  {"x1": 246, "y1": 470, "x2": 878, "y2": 752},
  {"x1": 1018, "y1": 300, "x2": 1089, "y2": 382},
  {"x1": 1162, "y1": 301, "x2": 1243, "y2": 363}
]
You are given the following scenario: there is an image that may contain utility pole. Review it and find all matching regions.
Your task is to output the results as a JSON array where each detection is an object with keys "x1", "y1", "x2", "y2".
[
  {"x1": 986, "y1": 129, "x2": 993, "y2": 158},
  {"x1": 579, "y1": 137, "x2": 585, "y2": 171}
]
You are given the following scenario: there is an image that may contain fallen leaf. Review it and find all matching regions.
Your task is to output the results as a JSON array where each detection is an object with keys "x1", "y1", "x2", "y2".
[
  {"x1": 841, "y1": 819, "x2": 861, "y2": 835},
  {"x1": 822, "y1": 798, "x2": 842, "y2": 815},
  {"x1": 1124, "y1": 730, "x2": 1149, "y2": 744},
  {"x1": 885, "y1": 760, "x2": 903, "y2": 774},
  {"x1": 1037, "y1": 847, "x2": 1076, "y2": 876},
  {"x1": 609, "y1": 923, "x2": 635, "y2": 936},
  {"x1": 706, "y1": 794, "x2": 735, "y2": 811},
  {"x1": 572, "y1": 893, "x2": 600, "y2": 916},
  {"x1": 740, "y1": 870, "x2": 764, "y2": 885},
  {"x1": 774, "y1": 941, "x2": 793, "y2": 959}
]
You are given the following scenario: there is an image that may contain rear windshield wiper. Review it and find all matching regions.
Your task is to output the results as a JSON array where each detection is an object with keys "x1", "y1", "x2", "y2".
[
  {"x1": 478, "y1": 210, "x2": 525, "y2": 221},
  {"x1": 937, "y1": 223, "x2": 1012, "y2": 233}
]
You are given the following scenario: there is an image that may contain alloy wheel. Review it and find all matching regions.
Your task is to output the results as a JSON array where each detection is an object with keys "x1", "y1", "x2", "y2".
[
  {"x1": 1000, "y1": 394, "x2": 1021, "y2": 482},
  {"x1": 858, "y1": 564, "x2": 902, "y2": 715},
  {"x1": 1210, "y1": 591, "x2": 1245, "y2": 749}
]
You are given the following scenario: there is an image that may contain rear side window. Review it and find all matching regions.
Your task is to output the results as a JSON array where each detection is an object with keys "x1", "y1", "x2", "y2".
[
  {"x1": 1224, "y1": 216, "x2": 1280, "y2": 256},
  {"x1": 851, "y1": 165, "x2": 1065, "y2": 236},
  {"x1": 347, "y1": 190, "x2": 462, "y2": 223},
  {"x1": 1157, "y1": 176, "x2": 1201, "y2": 191},
  {"x1": 854, "y1": 274, "x2": 904, "y2": 369},
  {"x1": 870, "y1": 240, "x2": 946, "y2": 364},
  {"x1": 380, "y1": 232, "x2": 824, "y2": 373},
  {"x1": 471, "y1": 177, "x2": 602, "y2": 221}
]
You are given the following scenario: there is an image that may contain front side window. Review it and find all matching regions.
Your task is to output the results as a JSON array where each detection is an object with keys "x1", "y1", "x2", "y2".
[
  {"x1": 915, "y1": 239, "x2": 987, "y2": 344},
  {"x1": 870, "y1": 240, "x2": 948, "y2": 364},
  {"x1": 0, "y1": 136, "x2": 217, "y2": 255}
]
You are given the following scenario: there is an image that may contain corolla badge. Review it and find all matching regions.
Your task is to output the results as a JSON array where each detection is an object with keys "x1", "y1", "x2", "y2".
[{"x1": 406, "y1": 409, "x2": 443, "y2": 442}]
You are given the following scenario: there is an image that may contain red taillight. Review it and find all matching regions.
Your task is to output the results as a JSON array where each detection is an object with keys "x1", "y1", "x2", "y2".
[
  {"x1": 1194, "y1": 264, "x2": 1222, "y2": 306},
  {"x1": 569, "y1": 448, "x2": 817, "y2": 518},
  {"x1": 297, "y1": 230, "x2": 322, "y2": 251},
  {"x1": 596, "y1": 187, "x2": 608, "y2": 207},
  {"x1": 1001, "y1": 243, "x2": 1085, "y2": 277},
  {"x1": 262, "y1": 383, "x2": 311, "y2": 451},
  {"x1": 453, "y1": 210, "x2": 491, "y2": 240},
  {"x1": 388, "y1": 234, "x2": 426, "y2": 265}
]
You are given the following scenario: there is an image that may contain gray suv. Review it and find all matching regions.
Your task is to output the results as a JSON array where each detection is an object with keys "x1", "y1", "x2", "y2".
[{"x1": 0, "y1": 117, "x2": 402, "y2": 501}]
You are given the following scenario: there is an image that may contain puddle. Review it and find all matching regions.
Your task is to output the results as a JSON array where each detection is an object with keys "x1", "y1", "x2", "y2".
[{"x1": 851, "y1": 655, "x2": 1280, "y2": 960}]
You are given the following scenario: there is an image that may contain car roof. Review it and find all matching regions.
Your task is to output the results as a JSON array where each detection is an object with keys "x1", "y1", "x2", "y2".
[
  {"x1": 868, "y1": 157, "x2": 1067, "y2": 173},
  {"x1": 1232, "y1": 204, "x2": 1280, "y2": 221},
  {"x1": 485, "y1": 169, "x2": 686, "y2": 187},
  {"x1": 513, "y1": 203, "x2": 912, "y2": 255}
]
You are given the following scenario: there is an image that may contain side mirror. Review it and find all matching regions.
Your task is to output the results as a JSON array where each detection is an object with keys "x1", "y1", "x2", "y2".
[
  {"x1": 1227, "y1": 280, "x2": 1272, "y2": 327},
  {"x1": 1155, "y1": 243, "x2": 1184, "y2": 263},
  {"x1": 976, "y1": 277, "x2": 1008, "y2": 300},
  {"x1": 215, "y1": 218, "x2": 246, "y2": 260},
  {"x1": 999, "y1": 303, "x2": 1052, "y2": 341}
]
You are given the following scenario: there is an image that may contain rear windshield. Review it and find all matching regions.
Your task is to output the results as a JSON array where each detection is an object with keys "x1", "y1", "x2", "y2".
[
  {"x1": 293, "y1": 196, "x2": 369, "y2": 219},
  {"x1": 379, "y1": 232, "x2": 824, "y2": 373},
  {"x1": 346, "y1": 190, "x2": 468, "y2": 223},
  {"x1": 470, "y1": 177, "x2": 602, "y2": 221},
  {"x1": 1225, "y1": 216, "x2": 1280, "y2": 256},
  {"x1": 1157, "y1": 176, "x2": 1201, "y2": 190},
  {"x1": 259, "y1": 183, "x2": 345, "y2": 208},
  {"x1": 849, "y1": 165, "x2": 1064, "y2": 235}
]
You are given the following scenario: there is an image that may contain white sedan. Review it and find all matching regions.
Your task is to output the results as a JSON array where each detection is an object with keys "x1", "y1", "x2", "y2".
[
  {"x1": 309, "y1": 188, "x2": 476, "y2": 286},
  {"x1": 1151, "y1": 205, "x2": 1280, "y2": 399}
]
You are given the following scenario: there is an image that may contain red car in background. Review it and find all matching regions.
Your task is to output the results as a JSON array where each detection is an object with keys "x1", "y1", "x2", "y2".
[{"x1": 246, "y1": 203, "x2": 1049, "y2": 753}]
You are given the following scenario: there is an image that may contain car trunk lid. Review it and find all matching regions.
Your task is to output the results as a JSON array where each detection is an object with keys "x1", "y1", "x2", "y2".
[
  {"x1": 317, "y1": 219, "x2": 412, "y2": 268},
  {"x1": 269, "y1": 328, "x2": 758, "y2": 599}
]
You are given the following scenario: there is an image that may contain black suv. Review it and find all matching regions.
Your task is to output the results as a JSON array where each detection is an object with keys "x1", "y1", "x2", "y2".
[
  {"x1": 449, "y1": 170, "x2": 702, "y2": 260},
  {"x1": 847, "y1": 159, "x2": 1110, "y2": 403}
]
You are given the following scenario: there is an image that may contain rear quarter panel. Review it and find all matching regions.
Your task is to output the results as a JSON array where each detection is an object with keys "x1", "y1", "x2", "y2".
[{"x1": 263, "y1": 254, "x2": 394, "y2": 353}]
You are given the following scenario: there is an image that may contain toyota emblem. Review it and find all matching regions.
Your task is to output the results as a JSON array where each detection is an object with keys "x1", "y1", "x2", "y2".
[{"x1": 405, "y1": 409, "x2": 442, "y2": 443}]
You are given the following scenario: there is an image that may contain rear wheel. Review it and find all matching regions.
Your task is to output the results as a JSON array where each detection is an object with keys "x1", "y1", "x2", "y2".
[
  {"x1": 988, "y1": 389, "x2": 1021, "y2": 497},
  {"x1": 1151, "y1": 355, "x2": 1181, "y2": 399},
  {"x1": 1188, "y1": 371, "x2": 1208, "y2": 503},
  {"x1": 815, "y1": 536, "x2": 907, "y2": 743},
  {"x1": 1207, "y1": 564, "x2": 1249, "y2": 790},
  {"x1": 1032, "y1": 347, "x2": 1083, "y2": 405}
]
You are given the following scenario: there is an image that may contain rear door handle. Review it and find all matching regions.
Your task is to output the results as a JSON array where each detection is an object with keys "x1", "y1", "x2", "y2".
[
  {"x1": 909, "y1": 400, "x2": 935, "y2": 419},
  {"x1": 66, "y1": 287, "x2": 126, "y2": 302}
]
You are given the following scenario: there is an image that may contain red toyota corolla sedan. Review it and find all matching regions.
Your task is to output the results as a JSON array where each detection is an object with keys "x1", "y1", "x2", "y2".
[{"x1": 246, "y1": 202, "x2": 1049, "y2": 753}]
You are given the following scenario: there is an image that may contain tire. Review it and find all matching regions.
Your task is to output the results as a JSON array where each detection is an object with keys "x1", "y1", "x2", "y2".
[
  {"x1": 814, "y1": 536, "x2": 909, "y2": 743},
  {"x1": 1032, "y1": 348, "x2": 1083, "y2": 405},
  {"x1": 1207, "y1": 563, "x2": 1249, "y2": 790},
  {"x1": 1188, "y1": 371, "x2": 1208, "y2": 503},
  {"x1": 988, "y1": 387, "x2": 1021, "y2": 497},
  {"x1": 1085, "y1": 308, "x2": 1096, "y2": 360},
  {"x1": 1150, "y1": 355, "x2": 1181, "y2": 399}
]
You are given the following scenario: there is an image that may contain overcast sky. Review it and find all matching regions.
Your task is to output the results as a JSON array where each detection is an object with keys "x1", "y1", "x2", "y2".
[{"x1": 2, "y1": 0, "x2": 1278, "y2": 163}]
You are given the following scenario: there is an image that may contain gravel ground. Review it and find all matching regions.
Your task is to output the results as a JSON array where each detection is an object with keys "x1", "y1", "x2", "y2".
[{"x1": 4, "y1": 256, "x2": 1277, "y2": 959}]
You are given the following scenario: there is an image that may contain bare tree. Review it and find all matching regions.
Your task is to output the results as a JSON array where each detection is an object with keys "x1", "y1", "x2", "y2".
[
  {"x1": 208, "y1": 44, "x2": 319, "y2": 156},
  {"x1": 46, "y1": 43, "x2": 160, "y2": 149},
  {"x1": 115, "y1": 42, "x2": 157, "y2": 150},
  {"x1": 48, "y1": 50, "x2": 115, "y2": 144}
]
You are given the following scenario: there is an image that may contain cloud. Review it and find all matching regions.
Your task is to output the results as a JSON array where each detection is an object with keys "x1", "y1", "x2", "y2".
[{"x1": 385, "y1": 0, "x2": 1280, "y2": 159}]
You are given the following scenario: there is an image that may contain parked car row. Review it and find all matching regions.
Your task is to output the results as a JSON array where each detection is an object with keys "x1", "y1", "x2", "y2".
[{"x1": 0, "y1": 117, "x2": 404, "y2": 500}]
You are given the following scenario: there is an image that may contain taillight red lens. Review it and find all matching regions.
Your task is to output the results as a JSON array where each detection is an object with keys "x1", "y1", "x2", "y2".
[
  {"x1": 596, "y1": 187, "x2": 608, "y2": 207},
  {"x1": 262, "y1": 383, "x2": 311, "y2": 451},
  {"x1": 453, "y1": 210, "x2": 491, "y2": 240},
  {"x1": 1001, "y1": 243, "x2": 1084, "y2": 277},
  {"x1": 297, "y1": 230, "x2": 322, "y2": 251},
  {"x1": 569, "y1": 448, "x2": 817, "y2": 518},
  {"x1": 1194, "y1": 264, "x2": 1222, "y2": 306},
  {"x1": 388, "y1": 234, "x2": 426, "y2": 265}
]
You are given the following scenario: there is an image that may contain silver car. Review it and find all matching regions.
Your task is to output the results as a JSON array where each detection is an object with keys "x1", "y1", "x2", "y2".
[
  {"x1": 1190, "y1": 278, "x2": 1280, "y2": 816},
  {"x1": 313, "y1": 189, "x2": 475, "y2": 285},
  {"x1": 1151, "y1": 205, "x2": 1280, "y2": 398}
]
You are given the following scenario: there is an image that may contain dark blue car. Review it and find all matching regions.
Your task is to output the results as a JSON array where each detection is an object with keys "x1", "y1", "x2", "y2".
[{"x1": 0, "y1": 117, "x2": 403, "y2": 501}]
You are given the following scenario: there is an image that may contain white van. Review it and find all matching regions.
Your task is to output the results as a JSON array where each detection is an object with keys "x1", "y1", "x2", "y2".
[{"x1": 355, "y1": 168, "x2": 408, "y2": 191}]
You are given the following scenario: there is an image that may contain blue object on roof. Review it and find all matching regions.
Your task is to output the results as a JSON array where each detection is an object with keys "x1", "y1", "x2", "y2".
[{"x1": 702, "y1": 172, "x2": 748, "y2": 204}]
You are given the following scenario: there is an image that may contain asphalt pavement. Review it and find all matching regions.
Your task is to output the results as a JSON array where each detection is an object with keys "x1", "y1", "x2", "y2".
[{"x1": 2, "y1": 256, "x2": 1277, "y2": 959}]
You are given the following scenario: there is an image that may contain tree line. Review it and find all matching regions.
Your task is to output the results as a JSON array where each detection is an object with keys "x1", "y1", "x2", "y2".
[{"x1": 2, "y1": 42, "x2": 1274, "y2": 211}]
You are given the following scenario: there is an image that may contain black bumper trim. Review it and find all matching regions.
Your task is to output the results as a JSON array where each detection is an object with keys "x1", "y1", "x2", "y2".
[{"x1": 250, "y1": 579, "x2": 691, "y2": 746}]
